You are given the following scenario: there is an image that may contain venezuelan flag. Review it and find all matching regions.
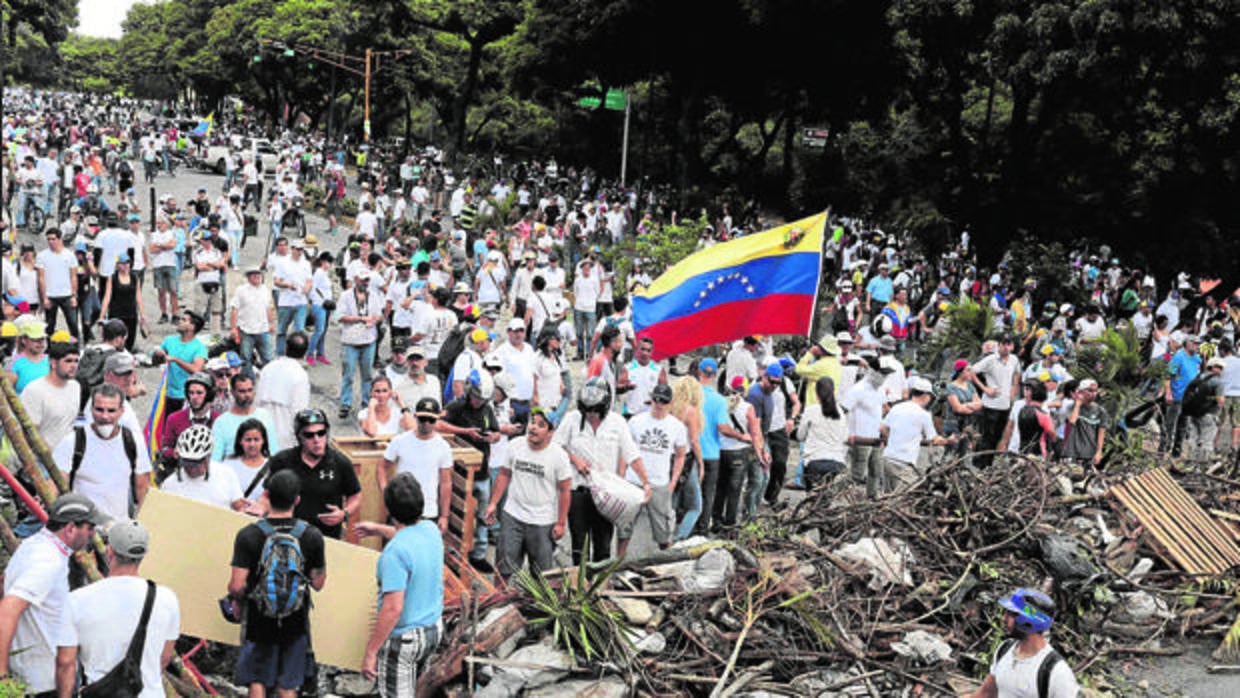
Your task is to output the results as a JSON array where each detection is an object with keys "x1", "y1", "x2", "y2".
[
  {"x1": 144, "y1": 368, "x2": 168, "y2": 462},
  {"x1": 191, "y1": 113, "x2": 214, "y2": 137},
  {"x1": 633, "y1": 212, "x2": 827, "y2": 359}
]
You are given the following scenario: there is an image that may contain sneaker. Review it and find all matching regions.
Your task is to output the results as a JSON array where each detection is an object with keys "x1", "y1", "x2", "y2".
[
  {"x1": 338, "y1": 407, "x2": 351, "y2": 419},
  {"x1": 317, "y1": 356, "x2": 331, "y2": 365},
  {"x1": 158, "y1": 314, "x2": 169, "y2": 324},
  {"x1": 468, "y1": 557, "x2": 494, "y2": 574},
  {"x1": 306, "y1": 356, "x2": 316, "y2": 366}
]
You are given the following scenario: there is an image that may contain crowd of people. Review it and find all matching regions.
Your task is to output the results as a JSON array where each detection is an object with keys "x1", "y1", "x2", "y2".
[{"x1": 5, "y1": 87, "x2": 1238, "y2": 697}]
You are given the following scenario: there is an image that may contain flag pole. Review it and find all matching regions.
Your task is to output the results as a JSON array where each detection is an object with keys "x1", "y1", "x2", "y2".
[{"x1": 806, "y1": 208, "x2": 831, "y2": 344}]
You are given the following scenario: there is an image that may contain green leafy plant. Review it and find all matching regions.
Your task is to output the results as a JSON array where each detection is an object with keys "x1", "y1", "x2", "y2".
[
  {"x1": 301, "y1": 184, "x2": 325, "y2": 203},
  {"x1": 605, "y1": 211, "x2": 709, "y2": 292},
  {"x1": 919, "y1": 299, "x2": 995, "y2": 373},
  {"x1": 0, "y1": 666, "x2": 28, "y2": 697},
  {"x1": 339, "y1": 197, "x2": 359, "y2": 218},
  {"x1": 516, "y1": 541, "x2": 632, "y2": 666}
]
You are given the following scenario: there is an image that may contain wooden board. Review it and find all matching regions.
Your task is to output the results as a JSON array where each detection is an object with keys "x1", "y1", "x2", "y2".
[
  {"x1": 334, "y1": 435, "x2": 483, "y2": 556},
  {"x1": 136, "y1": 489, "x2": 378, "y2": 671}
]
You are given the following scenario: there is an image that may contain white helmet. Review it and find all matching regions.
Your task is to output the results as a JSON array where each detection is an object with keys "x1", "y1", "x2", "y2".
[
  {"x1": 177, "y1": 424, "x2": 214, "y2": 461},
  {"x1": 492, "y1": 372, "x2": 516, "y2": 399}
]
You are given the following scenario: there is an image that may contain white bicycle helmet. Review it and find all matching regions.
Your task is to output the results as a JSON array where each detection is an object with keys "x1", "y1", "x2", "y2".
[{"x1": 177, "y1": 424, "x2": 214, "y2": 461}]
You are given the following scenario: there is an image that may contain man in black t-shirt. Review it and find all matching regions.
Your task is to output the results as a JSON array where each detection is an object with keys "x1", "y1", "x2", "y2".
[
  {"x1": 228, "y1": 470, "x2": 326, "y2": 695},
  {"x1": 437, "y1": 374, "x2": 500, "y2": 570},
  {"x1": 265, "y1": 408, "x2": 362, "y2": 539}
]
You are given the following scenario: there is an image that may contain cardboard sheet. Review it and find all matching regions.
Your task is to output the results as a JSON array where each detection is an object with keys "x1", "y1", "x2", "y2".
[{"x1": 136, "y1": 489, "x2": 378, "y2": 671}]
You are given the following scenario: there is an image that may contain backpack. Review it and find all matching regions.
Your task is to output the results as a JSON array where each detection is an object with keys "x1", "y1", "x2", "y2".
[
  {"x1": 117, "y1": 159, "x2": 133, "y2": 179},
  {"x1": 994, "y1": 639, "x2": 1066, "y2": 698},
  {"x1": 78, "y1": 580, "x2": 156, "y2": 698},
  {"x1": 437, "y1": 323, "x2": 472, "y2": 386},
  {"x1": 70, "y1": 425, "x2": 139, "y2": 516},
  {"x1": 249, "y1": 519, "x2": 310, "y2": 621},
  {"x1": 1180, "y1": 374, "x2": 1215, "y2": 418},
  {"x1": 77, "y1": 344, "x2": 115, "y2": 400}
]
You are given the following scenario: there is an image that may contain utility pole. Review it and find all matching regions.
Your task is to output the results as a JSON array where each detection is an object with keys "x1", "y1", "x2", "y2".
[{"x1": 258, "y1": 40, "x2": 415, "y2": 143}]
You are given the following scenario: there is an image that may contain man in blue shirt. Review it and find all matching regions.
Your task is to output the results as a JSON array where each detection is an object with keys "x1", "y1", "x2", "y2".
[
  {"x1": 1163, "y1": 334, "x2": 1202, "y2": 454},
  {"x1": 865, "y1": 263, "x2": 894, "y2": 319},
  {"x1": 153, "y1": 310, "x2": 209, "y2": 414},
  {"x1": 693, "y1": 358, "x2": 744, "y2": 537},
  {"x1": 361, "y1": 474, "x2": 444, "y2": 697}
]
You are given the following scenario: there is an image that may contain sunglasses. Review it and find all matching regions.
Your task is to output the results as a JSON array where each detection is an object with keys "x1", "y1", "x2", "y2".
[
  {"x1": 417, "y1": 416, "x2": 437, "y2": 424},
  {"x1": 301, "y1": 429, "x2": 329, "y2": 439}
]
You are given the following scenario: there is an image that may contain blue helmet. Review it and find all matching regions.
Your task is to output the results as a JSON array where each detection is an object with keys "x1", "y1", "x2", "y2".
[{"x1": 998, "y1": 588, "x2": 1055, "y2": 634}]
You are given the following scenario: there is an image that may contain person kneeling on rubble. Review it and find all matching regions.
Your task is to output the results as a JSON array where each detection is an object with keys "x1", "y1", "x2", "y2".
[{"x1": 968, "y1": 588, "x2": 1080, "y2": 698}]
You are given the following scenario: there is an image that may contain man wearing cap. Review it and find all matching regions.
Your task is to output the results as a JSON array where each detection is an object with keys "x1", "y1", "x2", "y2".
[
  {"x1": 1063, "y1": 379, "x2": 1108, "y2": 466},
  {"x1": 83, "y1": 351, "x2": 146, "y2": 435},
  {"x1": 692, "y1": 358, "x2": 739, "y2": 535},
  {"x1": 971, "y1": 335, "x2": 1022, "y2": 467},
  {"x1": 55, "y1": 383, "x2": 153, "y2": 521},
  {"x1": 377, "y1": 397, "x2": 455, "y2": 534},
  {"x1": 0, "y1": 493, "x2": 106, "y2": 697},
  {"x1": 230, "y1": 266, "x2": 276, "y2": 368},
  {"x1": 273, "y1": 239, "x2": 313, "y2": 356},
  {"x1": 1162, "y1": 334, "x2": 1202, "y2": 454},
  {"x1": 387, "y1": 259, "x2": 420, "y2": 348},
  {"x1": 496, "y1": 318, "x2": 538, "y2": 423},
  {"x1": 389, "y1": 344, "x2": 442, "y2": 407},
  {"x1": 59, "y1": 205, "x2": 88, "y2": 243},
  {"x1": 796, "y1": 333, "x2": 845, "y2": 407},
  {"x1": 1183, "y1": 357, "x2": 1226, "y2": 460},
  {"x1": 229, "y1": 470, "x2": 328, "y2": 696},
  {"x1": 619, "y1": 384, "x2": 687, "y2": 556},
  {"x1": 36, "y1": 228, "x2": 79, "y2": 340},
  {"x1": 451, "y1": 328, "x2": 491, "y2": 399},
  {"x1": 256, "y1": 331, "x2": 312, "y2": 448},
  {"x1": 21, "y1": 341, "x2": 81, "y2": 449},
  {"x1": 881, "y1": 376, "x2": 957, "y2": 492},
  {"x1": 865, "y1": 263, "x2": 894, "y2": 319},
  {"x1": 438, "y1": 372, "x2": 503, "y2": 569},
  {"x1": 740, "y1": 365, "x2": 783, "y2": 515},
  {"x1": 841, "y1": 355, "x2": 891, "y2": 497},
  {"x1": 68, "y1": 518, "x2": 181, "y2": 697}
]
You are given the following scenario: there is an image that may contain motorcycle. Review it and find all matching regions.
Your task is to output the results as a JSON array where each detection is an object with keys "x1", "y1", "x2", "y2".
[{"x1": 281, "y1": 194, "x2": 308, "y2": 238}]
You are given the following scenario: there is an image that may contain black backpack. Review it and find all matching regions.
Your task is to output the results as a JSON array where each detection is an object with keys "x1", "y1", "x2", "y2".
[
  {"x1": 70, "y1": 424, "x2": 140, "y2": 517},
  {"x1": 1181, "y1": 374, "x2": 1215, "y2": 418},
  {"x1": 437, "y1": 322, "x2": 472, "y2": 382},
  {"x1": 77, "y1": 345, "x2": 115, "y2": 402},
  {"x1": 249, "y1": 519, "x2": 311, "y2": 621},
  {"x1": 994, "y1": 639, "x2": 1067, "y2": 698}
]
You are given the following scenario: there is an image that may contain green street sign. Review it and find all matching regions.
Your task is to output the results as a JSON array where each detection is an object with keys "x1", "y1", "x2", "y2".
[
  {"x1": 578, "y1": 88, "x2": 627, "y2": 111},
  {"x1": 253, "y1": 55, "x2": 262, "y2": 63}
]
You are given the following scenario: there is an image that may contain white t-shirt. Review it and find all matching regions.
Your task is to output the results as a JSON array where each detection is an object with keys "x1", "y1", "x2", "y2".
[
  {"x1": 96, "y1": 227, "x2": 137, "y2": 277},
  {"x1": 255, "y1": 357, "x2": 311, "y2": 448},
  {"x1": 534, "y1": 353, "x2": 564, "y2": 409},
  {"x1": 69, "y1": 577, "x2": 181, "y2": 698},
  {"x1": 20, "y1": 377, "x2": 81, "y2": 449},
  {"x1": 476, "y1": 265, "x2": 507, "y2": 305},
  {"x1": 572, "y1": 273, "x2": 601, "y2": 312},
  {"x1": 160, "y1": 462, "x2": 244, "y2": 509},
  {"x1": 502, "y1": 437, "x2": 572, "y2": 526},
  {"x1": 391, "y1": 373, "x2": 442, "y2": 410},
  {"x1": 627, "y1": 412, "x2": 687, "y2": 486},
  {"x1": 623, "y1": 359, "x2": 663, "y2": 416},
  {"x1": 2, "y1": 530, "x2": 74, "y2": 693},
  {"x1": 54, "y1": 426, "x2": 153, "y2": 521},
  {"x1": 358, "y1": 405, "x2": 403, "y2": 436},
  {"x1": 35, "y1": 247, "x2": 77, "y2": 297},
  {"x1": 222, "y1": 457, "x2": 269, "y2": 499},
  {"x1": 356, "y1": 210, "x2": 379, "y2": 236},
  {"x1": 384, "y1": 432, "x2": 454, "y2": 518},
  {"x1": 882, "y1": 401, "x2": 936, "y2": 465},
  {"x1": 991, "y1": 642, "x2": 1080, "y2": 698},
  {"x1": 193, "y1": 245, "x2": 223, "y2": 285},
  {"x1": 797, "y1": 407, "x2": 848, "y2": 463},
  {"x1": 415, "y1": 308, "x2": 457, "y2": 357},
  {"x1": 230, "y1": 283, "x2": 273, "y2": 333},
  {"x1": 841, "y1": 381, "x2": 885, "y2": 439},
  {"x1": 275, "y1": 256, "x2": 312, "y2": 307},
  {"x1": 537, "y1": 265, "x2": 566, "y2": 297},
  {"x1": 972, "y1": 353, "x2": 1021, "y2": 410},
  {"x1": 496, "y1": 341, "x2": 537, "y2": 401},
  {"x1": 148, "y1": 228, "x2": 177, "y2": 268}
]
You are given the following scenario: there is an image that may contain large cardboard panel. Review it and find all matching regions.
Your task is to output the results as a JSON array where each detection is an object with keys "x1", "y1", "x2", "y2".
[{"x1": 136, "y1": 489, "x2": 378, "y2": 671}]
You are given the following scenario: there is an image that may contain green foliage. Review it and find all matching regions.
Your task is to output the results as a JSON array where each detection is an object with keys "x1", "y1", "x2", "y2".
[
  {"x1": 605, "y1": 213, "x2": 708, "y2": 292},
  {"x1": 921, "y1": 299, "x2": 995, "y2": 372},
  {"x1": 339, "y1": 197, "x2": 359, "y2": 218},
  {"x1": 301, "y1": 184, "x2": 325, "y2": 203},
  {"x1": 58, "y1": 35, "x2": 121, "y2": 93},
  {"x1": 1074, "y1": 326, "x2": 1167, "y2": 420},
  {"x1": 0, "y1": 675, "x2": 28, "y2": 698},
  {"x1": 517, "y1": 542, "x2": 632, "y2": 666},
  {"x1": 479, "y1": 191, "x2": 517, "y2": 232}
]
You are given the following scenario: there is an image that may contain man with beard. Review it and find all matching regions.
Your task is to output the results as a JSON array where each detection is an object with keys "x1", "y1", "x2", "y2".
[
  {"x1": 211, "y1": 373, "x2": 280, "y2": 463},
  {"x1": 967, "y1": 588, "x2": 1079, "y2": 698},
  {"x1": 389, "y1": 343, "x2": 442, "y2": 407}
]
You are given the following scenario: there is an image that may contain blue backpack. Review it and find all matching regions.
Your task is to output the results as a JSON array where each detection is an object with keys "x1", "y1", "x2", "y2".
[{"x1": 250, "y1": 519, "x2": 310, "y2": 621}]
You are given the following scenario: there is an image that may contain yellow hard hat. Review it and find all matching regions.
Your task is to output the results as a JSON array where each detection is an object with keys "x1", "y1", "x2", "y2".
[
  {"x1": 50, "y1": 329, "x2": 73, "y2": 343},
  {"x1": 0, "y1": 322, "x2": 17, "y2": 338}
]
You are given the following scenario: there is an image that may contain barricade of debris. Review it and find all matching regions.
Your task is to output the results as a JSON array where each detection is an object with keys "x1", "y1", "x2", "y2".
[{"x1": 419, "y1": 453, "x2": 1240, "y2": 697}]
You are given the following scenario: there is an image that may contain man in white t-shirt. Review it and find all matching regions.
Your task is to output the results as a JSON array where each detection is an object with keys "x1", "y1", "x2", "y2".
[
  {"x1": 841, "y1": 355, "x2": 892, "y2": 498},
  {"x1": 968, "y1": 588, "x2": 1080, "y2": 698},
  {"x1": 68, "y1": 519, "x2": 181, "y2": 698},
  {"x1": 273, "y1": 239, "x2": 313, "y2": 356},
  {"x1": 571, "y1": 258, "x2": 601, "y2": 357},
  {"x1": 881, "y1": 377, "x2": 956, "y2": 492},
  {"x1": 21, "y1": 340, "x2": 82, "y2": 449},
  {"x1": 484, "y1": 409, "x2": 572, "y2": 579},
  {"x1": 620, "y1": 384, "x2": 687, "y2": 556},
  {"x1": 230, "y1": 266, "x2": 276, "y2": 367},
  {"x1": 148, "y1": 217, "x2": 180, "y2": 323},
  {"x1": 496, "y1": 318, "x2": 538, "y2": 423},
  {"x1": 255, "y1": 331, "x2": 312, "y2": 449},
  {"x1": 380, "y1": 397, "x2": 455, "y2": 530},
  {"x1": 971, "y1": 335, "x2": 1022, "y2": 466},
  {"x1": 161, "y1": 425, "x2": 247, "y2": 510},
  {"x1": 54, "y1": 384, "x2": 153, "y2": 522},
  {"x1": 36, "y1": 228, "x2": 80, "y2": 338},
  {"x1": 0, "y1": 494, "x2": 106, "y2": 696}
]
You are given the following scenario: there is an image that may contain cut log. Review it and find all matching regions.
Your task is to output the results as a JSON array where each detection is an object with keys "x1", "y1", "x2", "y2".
[{"x1": 417, "y1": 604, "x2": 526, "y2": 698}]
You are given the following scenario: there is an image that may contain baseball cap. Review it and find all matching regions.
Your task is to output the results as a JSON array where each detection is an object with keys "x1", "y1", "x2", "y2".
[
  {"x1": 206, "y1": 356, "x2": 230, "y2": 372},
  {"x1": 908, "y1": 376, "x2": 935, "y2": 394},
  {"x1": 3, "y1": 293, "x2": 30, "y2": 313},
  {"x1": 290, "y1": 239, "x2": 305, "y2": 249},
  {"x1": 429, "y1": 251, "x2": 442, "y2": 261},
  {"x1": 1079, "y1": 379, "x2": 1099, "y2": 391},
  {"x1": 47, "y1": 493, "x2": 108, "y2": 526},
  {"x1": 19, "y1": 321, "x2": 47, "y2": 340},
  {"x1": 414, "y1": 397, "x2": 441, "y2": 417},
  {"x1": 729, "y1": 375, "x2": 747, "y2": 391},
  {"x1": 699, "y1": 357, "x2": 719, "y2": 374},
  {"x1": 507, "y1": 318, "x2": 526, "y2": 331},
  {"x1": 835, "y1": 331, "x2": 855, "y2": 344},
  {"x1": 104, "y1": 352, "x2": 136, "y2": 374},
  {"x1": 469, "y1": 328, "x2": 489, "y2": 343},
  {"x1": 1208, "y1": 357, "x2": 1226, "y2": 370},
  {"x1": 70, "y1": 204, "x2": 82, "y2": 213},
  {"x1": 105, "y1": 519, "x2": 150, "y2": 559},
  {"x1": 482, "y1": 353, "x2": 503, "y2": 370},
  {"x1": 225, "y1": 351, "x2": 243, "y2": 368},
  {"x1": 765, "y1": 363, "x2": 784, "y2": 379},
  {"x1": 116, "y1": 253, "x2": 131, "y2": 264},
  {"x1": 405, "y1": 344, "x2": 427, "y2": 359},
  {"x1": 245, "y1": 265, "x2": 264, "y2": 275},
  {"x1": 127, "y1": 213, "x2": 141, "y2": 222}
]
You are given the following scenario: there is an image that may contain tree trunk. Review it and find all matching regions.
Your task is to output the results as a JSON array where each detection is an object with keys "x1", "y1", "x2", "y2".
[{"x1": 452, "y1": 36, "x2": 486, "y2": 154}]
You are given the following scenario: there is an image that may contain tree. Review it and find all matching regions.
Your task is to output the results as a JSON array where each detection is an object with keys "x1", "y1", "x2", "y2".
[{"x1": 58, "y1": 34, "x2": 120, "y2": 93}]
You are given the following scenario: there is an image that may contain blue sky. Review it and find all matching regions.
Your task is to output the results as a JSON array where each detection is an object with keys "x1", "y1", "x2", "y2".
[{"x1": 76, "y1": 0, "x2": 138, "y2": 39}]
